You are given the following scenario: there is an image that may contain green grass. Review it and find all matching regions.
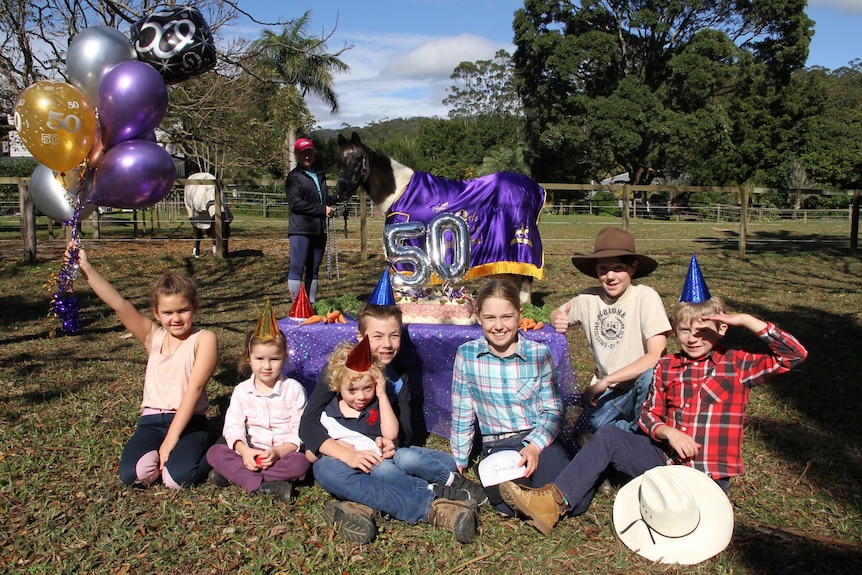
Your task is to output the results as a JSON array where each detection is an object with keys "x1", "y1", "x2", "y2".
[{"x1": 1, "y1": 215, "x2": 861, "y2": 574}]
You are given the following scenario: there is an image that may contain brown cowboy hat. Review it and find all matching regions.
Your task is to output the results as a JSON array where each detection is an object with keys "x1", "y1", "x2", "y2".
[{"x1": 571, "y1": 227, "x2": 658, "y2": 278}]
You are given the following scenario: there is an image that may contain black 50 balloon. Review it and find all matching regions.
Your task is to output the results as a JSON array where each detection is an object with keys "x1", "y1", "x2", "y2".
[
  {"x1": 130, "y1": 6, "x2": 216, "y2": 84},
  {"x1": 383, "y1": 213, "x2": 471, "y2": 288}
]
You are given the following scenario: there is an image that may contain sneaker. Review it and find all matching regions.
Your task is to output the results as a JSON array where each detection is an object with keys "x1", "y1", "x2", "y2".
[
  {"x1": 257, "y1": 480, "x2": 293, "y2": 504},
  {"x1": 449, "y1": 473, "x2": 489, "y2": 505},
  {"x1": 428, "y1": 498, "x2": 479, "y2": 544},
  {"x1": 323, "y1": 500, "x2": 379, "y2": 544},
  {"x1": 499, "y1": 481, "x2": 566, "y2": 536},
  {"x1": 192, "y1": 248, "x2": 200, "y2": 259},
  {"x1": 208, "y1": 468, "x2": 230, "y2": 488},
  {"x1": 431, "y1": 483, "x2": 471, "y2": 502}
]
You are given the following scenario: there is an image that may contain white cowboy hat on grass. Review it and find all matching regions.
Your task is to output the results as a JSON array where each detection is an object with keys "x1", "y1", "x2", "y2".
[
  {"x1": 477, "y1": 450, "x2": 527, "y2": 487},
  {"x1": 613, "y1": 465, "x2": 734, "y2": 565}
]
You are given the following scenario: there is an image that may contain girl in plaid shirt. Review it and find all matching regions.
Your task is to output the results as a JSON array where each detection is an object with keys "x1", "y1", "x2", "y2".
[{"x1": 450, "y1": 279, "x2": 570, "y2": 516}]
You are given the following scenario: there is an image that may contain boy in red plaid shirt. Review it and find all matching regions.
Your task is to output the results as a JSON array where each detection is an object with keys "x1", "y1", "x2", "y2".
[{"x1": 497, "y1": 255, "x2": 808, "y2": 536}]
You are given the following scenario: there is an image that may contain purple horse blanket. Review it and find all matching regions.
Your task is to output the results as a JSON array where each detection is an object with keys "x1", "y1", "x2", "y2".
[{"x1": 387, "y1": 171, "x2": 545, "y2": 280}]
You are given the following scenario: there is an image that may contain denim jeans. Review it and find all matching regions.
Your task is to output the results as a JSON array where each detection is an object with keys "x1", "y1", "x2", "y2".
[
  {"x1": 393, "y1": 446, "x2": 457, "y2": 485},
  {"x1": 589, "y1": 368, "x2": 654, "y2": 431},
  {"x1": 313, "y1": 455, "x2": 435, "y2": 523},
  {"x1": 554, "y1": 425, "x2": 667, "y2": 516}
]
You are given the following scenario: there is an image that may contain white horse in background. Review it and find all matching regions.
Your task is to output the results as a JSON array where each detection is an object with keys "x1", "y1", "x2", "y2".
[{"x1": 183, "y1": 172, "x2": 233, "y2": 257}]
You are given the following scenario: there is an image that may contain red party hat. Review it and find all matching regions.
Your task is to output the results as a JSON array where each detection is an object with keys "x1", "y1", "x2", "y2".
[
  {"x1": 345, "y1": 335, "x2": 373, "y2": 372},
  {"x1": 288, "y1": 284, "x2": 316, "y2": 319}
]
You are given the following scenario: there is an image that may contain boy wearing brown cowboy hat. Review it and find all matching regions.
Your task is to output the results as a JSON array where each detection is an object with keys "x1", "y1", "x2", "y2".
[{"x1": 549, "y1": 227, "x2": 671, "y2": 434}]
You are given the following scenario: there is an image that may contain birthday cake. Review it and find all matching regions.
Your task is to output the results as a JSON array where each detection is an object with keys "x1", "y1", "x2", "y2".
[{"x1": 395, "y1": 286, "x2": 476, "y2": 325}]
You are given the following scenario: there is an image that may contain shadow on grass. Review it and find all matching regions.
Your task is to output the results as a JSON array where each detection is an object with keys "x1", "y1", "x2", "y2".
[
  {"x1": 701, "y1": 229, "x2": 854, "y2": 257},
  {"x1": 732, "y1": 523, "x2": 862, "y2": 574}
]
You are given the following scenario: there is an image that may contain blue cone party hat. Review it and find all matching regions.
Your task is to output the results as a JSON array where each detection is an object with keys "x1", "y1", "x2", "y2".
[
  {"x1": 368, "y1": 268, "x2": 396, "y2": 306},
  {"x1": 679, "y1": 254, "x2": 711, "y2": 303}
]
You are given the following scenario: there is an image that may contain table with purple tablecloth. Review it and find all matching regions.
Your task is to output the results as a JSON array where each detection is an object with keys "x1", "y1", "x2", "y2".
[{"x1": 278, "y1": 317, "x2": 588, "y2": 446}]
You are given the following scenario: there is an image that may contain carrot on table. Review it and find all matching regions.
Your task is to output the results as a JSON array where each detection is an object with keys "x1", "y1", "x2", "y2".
[
  {"x1": 534, "y1": 321, "x2": 544, "y2": 330},
  {"x1": 301, "y1": 315, "x2": 322, "y2": 325}
]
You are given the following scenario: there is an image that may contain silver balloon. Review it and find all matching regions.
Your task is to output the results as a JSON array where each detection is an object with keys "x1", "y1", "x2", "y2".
[
  {"x1": 383, "y1": 222, "x2": 430, "y2": 288},
  {"x1": 427, "y1": 213, "x2": 471, "y2": 283},
  {"x1": 67, "y1": 26, "x2": 136, "y2": 107},
  {"x1": 30, "y1": 164, "x2": 95, "y2": 222}
]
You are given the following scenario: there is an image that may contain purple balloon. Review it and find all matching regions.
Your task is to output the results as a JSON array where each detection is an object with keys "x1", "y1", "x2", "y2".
[
  {"x1": 90, "y1": 140, "x2": 176, "y2": 209},
  {"x1": 97, "y1": 60, "x2": 168, "y2": 148}
]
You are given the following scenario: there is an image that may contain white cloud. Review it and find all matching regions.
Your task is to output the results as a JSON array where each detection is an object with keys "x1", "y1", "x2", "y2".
[
  {"x1": 381, "y1": 34, "x2": 502, "y2": 78},
  {"x1": 308, "y1": 32, "x2": 508, "y2": 128},
  {"x1": 808, "y1": 0, "x2": 862, "y2": 12}
]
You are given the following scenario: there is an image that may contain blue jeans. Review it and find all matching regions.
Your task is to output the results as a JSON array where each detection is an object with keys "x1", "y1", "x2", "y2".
[
  {"x1": 119, "y1": 413, "x2": 211, "y2": 487},
  {"x1": 589, "y1": 368, "x2": 654, "y2": 431},
  {"x1": 288, "y1": 234, "x2": 326, "y2": 296},
  {"x1": 393, "y1": 446, "x2": 457, "y2": 485},
  {"x1": 313, "y1": 455, "x2": 435, "y2": 524},
  {"x1": 554, "y1": 426, "x2": 667, "y2": 516}
]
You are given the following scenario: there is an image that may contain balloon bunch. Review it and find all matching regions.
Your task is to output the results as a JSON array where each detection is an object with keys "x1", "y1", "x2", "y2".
[{"x1": 15, "y1": 7, "x2": 216, "y2": 333}]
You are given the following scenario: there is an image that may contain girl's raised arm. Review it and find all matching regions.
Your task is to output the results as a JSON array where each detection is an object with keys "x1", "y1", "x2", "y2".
[{"x1": 76, "y1": 248, "x2": 155, "y2": 346}]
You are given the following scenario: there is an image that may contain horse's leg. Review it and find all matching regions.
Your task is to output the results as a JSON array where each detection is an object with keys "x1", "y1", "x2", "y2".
[
  {"x1": 518, "y1": 276, "x2": 533, "y2": 306},
  {"x1": 192, "y1": 226, "x2": 204, "y2": 258}
]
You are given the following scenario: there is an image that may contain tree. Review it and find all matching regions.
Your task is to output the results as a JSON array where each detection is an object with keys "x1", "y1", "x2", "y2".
[
  {"x1": 443, "y1": 50, "x2": 522, "y2": 122},
  {"x1": 250, "y1": 12, "x2": 350, "y2": 174},
  {"x1": 513, "y1": 0, "x2": 814, "y2": 185}
]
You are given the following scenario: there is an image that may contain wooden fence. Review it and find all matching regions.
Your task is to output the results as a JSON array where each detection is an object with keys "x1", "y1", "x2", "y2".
[{"x1": 2, "y1": 177, "x2": 861, "y2": 263}]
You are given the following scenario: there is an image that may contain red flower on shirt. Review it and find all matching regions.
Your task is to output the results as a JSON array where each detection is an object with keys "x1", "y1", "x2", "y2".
[{"x1": 366, "y1": 408, "x2": 379, "y2": 426}]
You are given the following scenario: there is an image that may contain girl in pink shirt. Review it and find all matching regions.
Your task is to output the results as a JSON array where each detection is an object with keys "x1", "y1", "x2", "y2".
[
  {"x1": 76, "y1": 248, "x2": 218, "y2": 489},
  {"x1": 206, "y1": 303, "x2": 310, "y2": 503}
]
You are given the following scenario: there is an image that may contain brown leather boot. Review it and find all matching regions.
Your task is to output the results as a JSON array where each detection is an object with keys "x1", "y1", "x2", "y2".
[
  {"x1": 499, "y1": 482, "x2": 567, "y2": 536},
  {"x1": 428, "y1": 498, "x2": 479, "y2": 543},
  {"x1": 324, "y1": 500, "x2": 380, "y2": 544}
]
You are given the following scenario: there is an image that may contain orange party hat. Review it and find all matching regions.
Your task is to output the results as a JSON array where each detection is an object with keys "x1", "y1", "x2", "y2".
[
  {"x1": 345, "y1": 335, "x2": 373, "y2": 372},
  {"x1": 288, "y1": 284, "x2": 315, "y2": 319},
  {"x1": 254, "y1": 298, "x2": 280, "y2": 341}
]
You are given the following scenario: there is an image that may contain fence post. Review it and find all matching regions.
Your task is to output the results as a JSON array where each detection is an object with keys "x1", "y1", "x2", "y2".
[
  {"x1": 214, "y1": 179, "x2": 224, "y2": 258},
  {"x1": 621, "y1": 186, "x2": 630, "y2": 229},
  {"x1": 851, "y1": 191, "x2": 860, "y2": 256},
  {"x1": 19, "y1": 179, "x2": 36, "y2": 264},
  {"x1": 738, "y1": 187, "x2": 749, "y2": 258}
]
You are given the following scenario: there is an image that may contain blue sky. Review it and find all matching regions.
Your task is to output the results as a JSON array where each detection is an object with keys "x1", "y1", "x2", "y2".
[{"x1": 231, "y1": 0, "x2": 862, "y2": 129}]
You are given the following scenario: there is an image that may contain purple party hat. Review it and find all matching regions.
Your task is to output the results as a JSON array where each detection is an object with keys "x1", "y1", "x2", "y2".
[
  {"x1": 368, "y1": 268, "x2": 396, "y2": 306},
  {"x1": 679, "y1": 254, "x2": 711, "y2": 303}
]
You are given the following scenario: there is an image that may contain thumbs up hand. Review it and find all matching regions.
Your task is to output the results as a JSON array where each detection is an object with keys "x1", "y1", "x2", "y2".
[{"x1": 550, "y1": 302, "x2": 572, "y2": 333}]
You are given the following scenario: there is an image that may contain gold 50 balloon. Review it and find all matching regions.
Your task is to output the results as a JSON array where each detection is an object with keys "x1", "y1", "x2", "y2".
[{"x1": 13, "y1": 80, "x2": 98, "y2": 173}]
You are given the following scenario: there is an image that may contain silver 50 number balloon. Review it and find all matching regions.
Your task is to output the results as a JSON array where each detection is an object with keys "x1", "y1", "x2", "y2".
[
  {"x1": 426, "y1": 213, "x2": 471, "y2": 283},
  {"x1": 383, "y1": 221, "x2": 429, "y2": 288},
  {"x1": 383, "y1": 213, "x2": 471, "y2": 287}
]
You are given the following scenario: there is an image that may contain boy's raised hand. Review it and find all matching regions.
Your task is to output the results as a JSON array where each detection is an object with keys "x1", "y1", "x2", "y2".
[
  {"x1": 702, "y1": 312, "x2": 767, "y2": 333},
  {"x1": 550, "y1": 302, "x2": 572, "y2": 333}
]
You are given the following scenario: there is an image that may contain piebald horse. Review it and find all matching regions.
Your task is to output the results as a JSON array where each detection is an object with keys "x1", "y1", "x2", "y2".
[{"x1": 334, "y1": 132, "x2": 544, "y2": 303}]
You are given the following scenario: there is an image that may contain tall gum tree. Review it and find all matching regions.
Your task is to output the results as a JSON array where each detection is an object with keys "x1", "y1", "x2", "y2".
[{"x1": 512, "y1": 0, "x2": 813, "y2": 185}]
